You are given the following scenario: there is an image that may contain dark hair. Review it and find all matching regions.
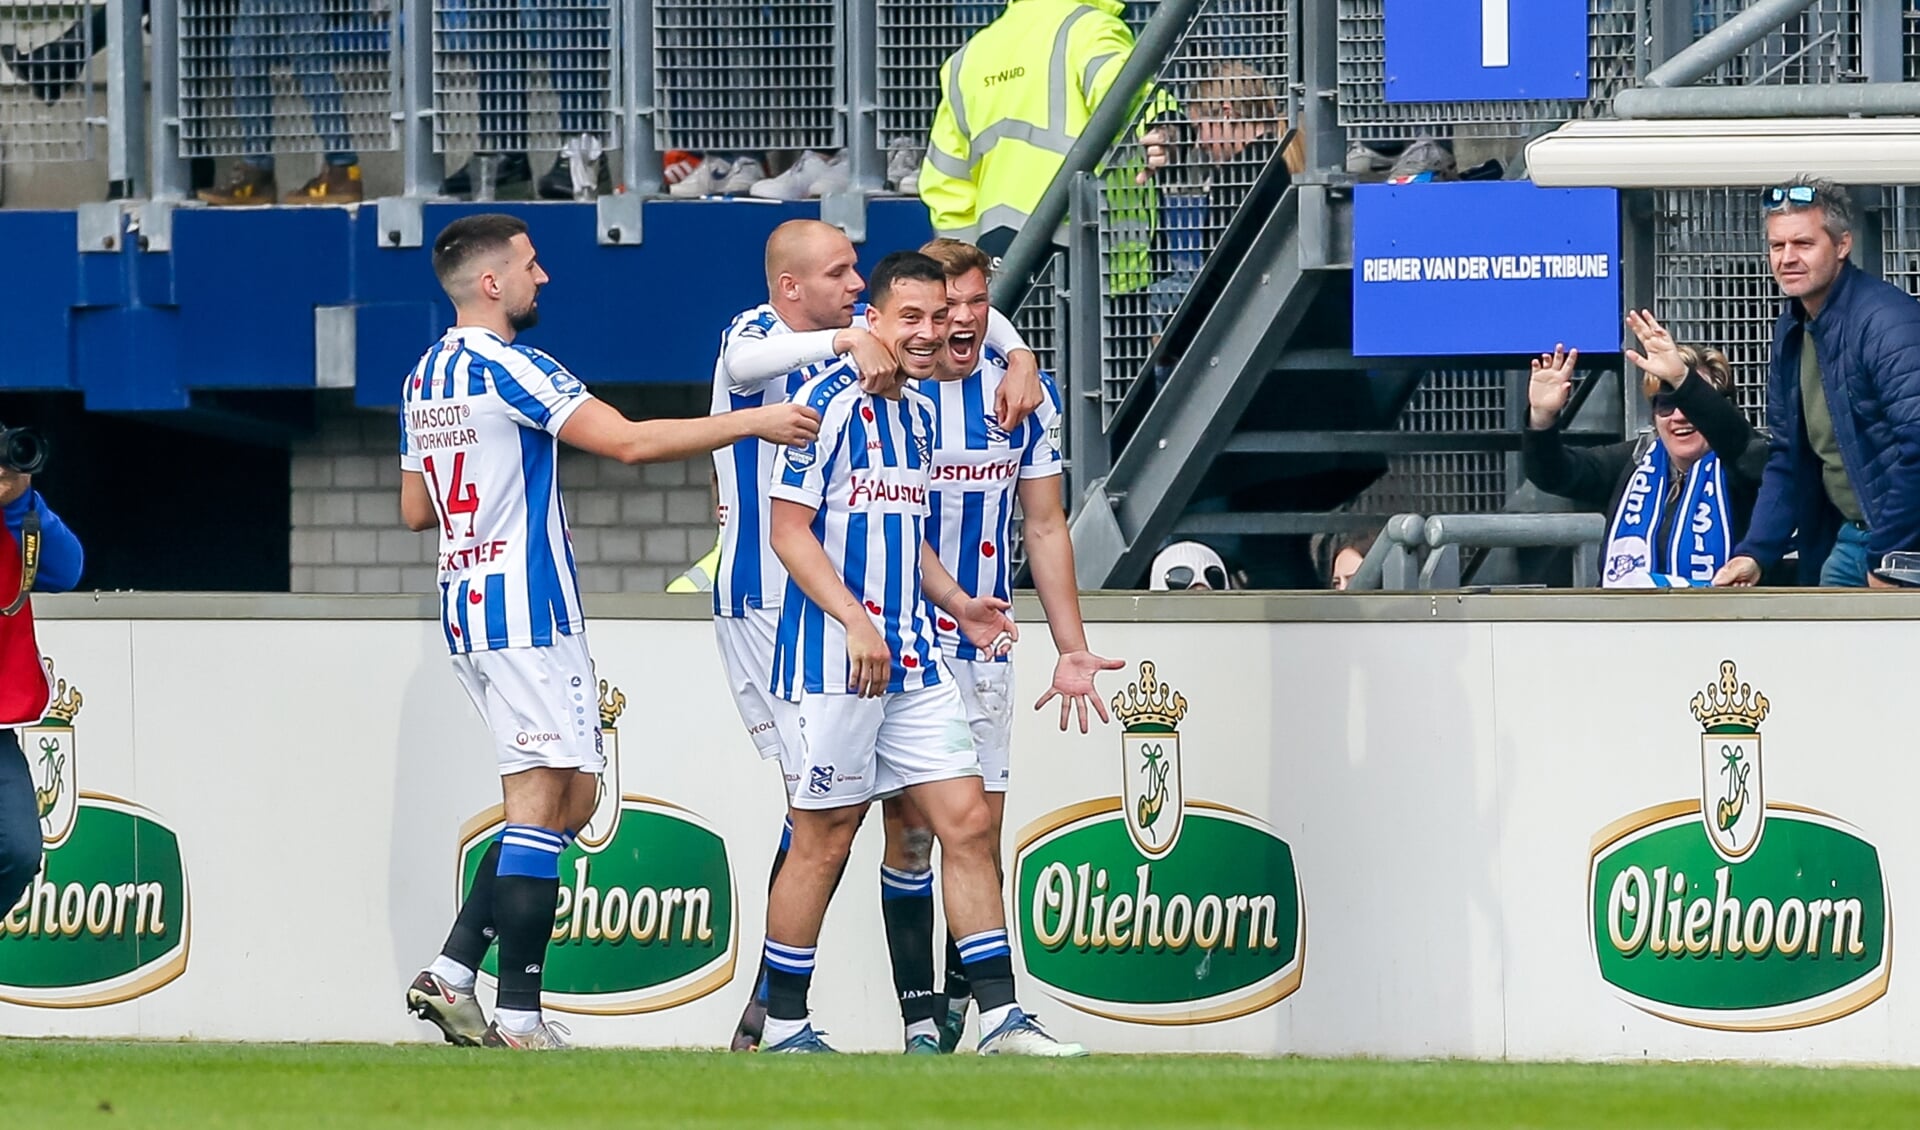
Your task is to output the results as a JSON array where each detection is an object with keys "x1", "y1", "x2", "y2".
[
  {"x1": 432, "y1": 214, "x2": 529, "y2": 290},
  {"x1": 867, "y1": 251, "x2": 948, "y2": 309}
]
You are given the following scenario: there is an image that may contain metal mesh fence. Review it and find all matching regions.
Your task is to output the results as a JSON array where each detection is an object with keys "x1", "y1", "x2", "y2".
[
  {"x1": 1335, "y1": 0, "x2": 1647, "y2": 143},
  {"x1": 1095, "y1": 0, "x2": 1289, "y2": 423},
  {"x1": 653, "y1": 0, "x2": 838, "y2": 155},
  {"x1": 1013, "y1": 253, "x2": 1060, "y2": 379},
  {"x1": 1651, "y1": 188, "x2": 1772, "y2": 424},
  {"x1": 1688, "y1": 0, "x2": 1861, "y2": 86},
  {"x1": 1349, "y1": 370, "x2": 1514, "y2": 516},
  {"x1": 1908, "y1": 0, "x2": 1920, "y2": 81},
  {"x1": 432, "y1": 0, "x2": 613, "y2": 156},
  {"x1": 0, "y1": 2, "x2": 97, "y2": 162},
  {"x1": 180, "y1": 0, "x2": 394, "y2": 158}
]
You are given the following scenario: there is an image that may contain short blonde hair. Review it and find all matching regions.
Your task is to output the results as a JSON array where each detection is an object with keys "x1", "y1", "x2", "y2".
[
  {"x1": 1643, "y1": 345, "x2": 1734, "y2": 399},
  {"x1": 918, "y1": 237, "x2": 992, "y2": 281},
  {"x1": 1189, "y1": 61, "x2": 1305, "y2": 174}
]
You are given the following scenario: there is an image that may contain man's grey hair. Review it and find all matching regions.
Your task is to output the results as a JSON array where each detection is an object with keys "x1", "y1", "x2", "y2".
[{"x1": 1768, "y1": 174, "x2": 1854, "y2": 241}]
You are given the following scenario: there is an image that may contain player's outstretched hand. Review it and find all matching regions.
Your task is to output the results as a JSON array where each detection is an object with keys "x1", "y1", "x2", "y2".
[
  {"x1": 749, "y1": 403, "x2": 822, "y2": 448},
  {"x1": 953, "y1": 594, "x2": 1018, "y2": 657},
  {"x1": 838, "y1": 327, "x2": 901, "y2": 395},
  {"x1": 846, "y1": 620, "x2": 893, "y2": 698},
  {"x1": 1036, "y1": 650, "x2": 1127, "y2": 734}
]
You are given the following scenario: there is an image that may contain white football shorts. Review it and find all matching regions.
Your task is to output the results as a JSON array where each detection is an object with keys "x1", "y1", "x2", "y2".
[
  {"x1": 779, "y1": 679, "x2": 980, "y2": 810},
  {"x1": 713, "y1": 608, "x2": 789, "y2": 761},
  {"x1": 448, "y1": 631, "x2": 606, "y2": 776},
  {"x1": 949, "y1": 658, "x2": 1014, "y2": 794}
]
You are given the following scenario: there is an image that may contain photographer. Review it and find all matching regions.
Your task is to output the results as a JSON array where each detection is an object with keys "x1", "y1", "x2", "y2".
[{"x1": 0, "y1": 424, "x2": 83, "y2": 915}]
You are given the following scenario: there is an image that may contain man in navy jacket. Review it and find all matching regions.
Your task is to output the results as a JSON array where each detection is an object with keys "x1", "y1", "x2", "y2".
[{"x1": 1715, "y1": 177, "x2": 1920, "y2": 588}]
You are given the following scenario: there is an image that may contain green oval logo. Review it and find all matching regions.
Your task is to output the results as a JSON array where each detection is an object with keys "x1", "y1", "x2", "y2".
[
  {"x1": 0, "y1": 796, "x2": 191, "y2": 1006},
  {"x1": 457, "y1": 796, "x2": 736, "y2": 1014},
  {"x1": 1590, "y1": 802, "x2": 1891, "y2": 1030},
  {"x1": 1014, "y1": 800, "x2": 1304, "y2": 1023}
]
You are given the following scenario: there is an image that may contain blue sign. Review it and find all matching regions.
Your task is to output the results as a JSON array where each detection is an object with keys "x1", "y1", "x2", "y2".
[
  {"x1": 1352, "y1": 182, "x2": 1620, "y2": 357},
  {"x1": 1384, "y1": 0, "x2": 1587, "y2": 103}
]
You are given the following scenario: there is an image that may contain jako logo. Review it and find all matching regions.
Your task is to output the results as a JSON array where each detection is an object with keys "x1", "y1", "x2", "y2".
[
  {"x1": 1589, "y1": 661, "x2": 1891, "y2": 1031},
  {"x1": 1, "y1": 661, "x2": 191, "y2": 1008},
  {"x1": 1014, "y1": 662, "x2": 1305, "y2": 1025}
]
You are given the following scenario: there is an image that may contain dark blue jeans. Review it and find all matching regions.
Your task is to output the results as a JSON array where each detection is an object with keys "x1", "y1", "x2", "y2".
[{"x1": 0, "y1": 727, "x2": 43, "y2": 917}]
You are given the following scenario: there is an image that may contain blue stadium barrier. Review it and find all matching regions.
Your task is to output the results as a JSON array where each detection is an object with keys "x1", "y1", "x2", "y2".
[{"x1": 0, "y1": 199, "x2": 937, "y2": 412}]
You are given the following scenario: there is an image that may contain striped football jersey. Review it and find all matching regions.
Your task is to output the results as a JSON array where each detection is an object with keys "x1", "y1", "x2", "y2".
[
  {"x1": 400, "y1": 326, "x2": 590, "y2": 654},
  {"x1": 923, "y1": 348, "x2": 1063, "y2": 662},
  {"x1": 768, "y1": 362, "x2": 945, "y2": 700}
]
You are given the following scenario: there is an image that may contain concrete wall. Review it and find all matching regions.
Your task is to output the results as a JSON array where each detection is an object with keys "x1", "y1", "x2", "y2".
[{"x1": 289, "y1": 389, "x2": 717, "y2": 594}]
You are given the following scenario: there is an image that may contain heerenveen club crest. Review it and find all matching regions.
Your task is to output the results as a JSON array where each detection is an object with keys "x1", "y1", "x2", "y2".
[
  {"x1": 1013, "y1": 661, "x2": 1305, "y2": 1024},
  {"x1": 456, "y1": 676, "x2": 739, "y2": 1015},
  {"x1": 1589, "y1": 660, "x2": 1892, "y2": 1031},
  {"x1": 2, "y1": 659, "x2": 191, "y2": 1007}
]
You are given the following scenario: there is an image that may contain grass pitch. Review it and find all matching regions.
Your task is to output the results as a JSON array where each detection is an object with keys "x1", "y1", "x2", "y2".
[{"x1": 6, "y1": 1041, "x2": 1919, "y2": 1128}]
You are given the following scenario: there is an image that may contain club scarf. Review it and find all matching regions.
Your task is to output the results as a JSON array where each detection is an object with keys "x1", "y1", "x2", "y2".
[{"x1": 1603, "y1": 445, "x2": 1730, "y2": 588}]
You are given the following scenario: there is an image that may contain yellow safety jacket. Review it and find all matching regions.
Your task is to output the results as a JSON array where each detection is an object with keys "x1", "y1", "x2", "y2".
[
  {"x1": 923, "y1": 0, "x2": 1166, "y2": 289},
  {"x1": 667, "y1": 537, "x2": 721, "y2": 594}
]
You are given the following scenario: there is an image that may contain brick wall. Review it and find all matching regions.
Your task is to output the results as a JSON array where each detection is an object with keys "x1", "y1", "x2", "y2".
[{"x1": 290, "y1": 388, "x2": 717, "y2": 594}]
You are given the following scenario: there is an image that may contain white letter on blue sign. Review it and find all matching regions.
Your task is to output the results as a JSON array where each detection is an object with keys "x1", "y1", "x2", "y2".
[{"x1": 1482, "y1": 0, "x2": 1509, "y2": 68}]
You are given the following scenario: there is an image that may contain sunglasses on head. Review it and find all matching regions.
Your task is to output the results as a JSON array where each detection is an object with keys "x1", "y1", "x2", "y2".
[
  {"x1": 1165, "y1": 564, "x2": 1228, "y2": 590},
  {"x1": 1764, "y1": 184, "x2": 1818, "y2": 211}
]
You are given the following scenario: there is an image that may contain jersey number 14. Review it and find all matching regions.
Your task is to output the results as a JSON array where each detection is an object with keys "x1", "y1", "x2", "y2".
[{"x1": 422, "y1": 452, "x2": 480, "y2": 538}]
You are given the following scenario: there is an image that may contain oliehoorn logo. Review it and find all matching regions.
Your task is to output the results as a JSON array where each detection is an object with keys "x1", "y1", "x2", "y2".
[
  {"x1": 456, "y1": 678, "x2": 738, "y2": 1014},
  {"x1": 1589, "y1": 660, "x2": 1892, "y2": 1031},
  {"x1": 1014, "y1": 661, "x2": 1305, "y2": 1024},
  {"x1": 0, "y1": 660, "x2": 191, "y2": 1007}
]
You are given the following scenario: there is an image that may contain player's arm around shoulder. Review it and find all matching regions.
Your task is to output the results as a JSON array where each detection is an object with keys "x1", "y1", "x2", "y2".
[{"x1": 558, "y1": 392, "x2": 819, "y2": 466}]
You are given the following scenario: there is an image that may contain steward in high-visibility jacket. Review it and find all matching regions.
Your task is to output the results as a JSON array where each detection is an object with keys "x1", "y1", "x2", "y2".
[{"x1": 922, "y1": 0, "x2": 1170, "y2": 282}]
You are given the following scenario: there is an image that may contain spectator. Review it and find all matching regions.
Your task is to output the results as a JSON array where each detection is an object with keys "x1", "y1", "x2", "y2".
[
  {"x1": 1714, "y1": 176, "x2": 1920, "y2": 589},
  {"x1": 437, "y1": 0, "x2": 612, "y2": 200},
  {"x1": 1148, "y1": 541, "x2": 1231, "y2": 591},
  {"x1": 1524, "y1": 312, "x2": 1766, "y2": 588},
  {"x1": 1146, "y1": 60, "x2": 1300, "y2": 334},
  {"x1": 1312, "y1": 529, "x2": 1377, "y2": 591},
  {"x1": 197, "y1": 0, "x2": 381, "y2": 205},
  {"x1": 921, "y1": 0, "x2": 1171, "y2": 261}
]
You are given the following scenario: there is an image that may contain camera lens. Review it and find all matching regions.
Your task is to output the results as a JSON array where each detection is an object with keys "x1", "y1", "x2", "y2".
[{"x1": 1, "y1": 427, "x2": 48, "y2": 475}]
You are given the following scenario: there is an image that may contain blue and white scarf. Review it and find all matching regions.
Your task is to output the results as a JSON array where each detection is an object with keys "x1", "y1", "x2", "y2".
[{"x1": 1603, "y1": 444, "x2": 1731, "y2": 588}]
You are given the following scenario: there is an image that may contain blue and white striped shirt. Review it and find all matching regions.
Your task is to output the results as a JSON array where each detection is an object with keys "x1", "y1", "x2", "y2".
[
  {"x1": 924, "y1": 349, "x2": 1064, "y2": 662},
  {"x1": 709, "y1": 303, "x2": 867, "y2": 619},
  {"x1": 400, "y1": 326, "x2": 590, "y2": 654},
  {"x1": 768, "y1": 362, "x2": 944, "y2": 700}
]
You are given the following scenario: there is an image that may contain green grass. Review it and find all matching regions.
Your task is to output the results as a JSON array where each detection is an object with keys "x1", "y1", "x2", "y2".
[{"x1": 6, "y1": 1041, "x2": 1920, "y2": 1129}]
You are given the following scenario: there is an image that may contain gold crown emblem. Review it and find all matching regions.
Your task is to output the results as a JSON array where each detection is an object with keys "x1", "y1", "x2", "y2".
[
  {"x1": 599, "y1": 679, "x2": 627, "y2": 730},
  {"x1": 1112, "y1": 661, "x2": 1187, "y2": 729},
  {"x1": 40, "y1": 658, "x2": 82, "y2": 726},
  {"x1": 1691, "y1": 660, "x2": 1769, "y2": 730}
]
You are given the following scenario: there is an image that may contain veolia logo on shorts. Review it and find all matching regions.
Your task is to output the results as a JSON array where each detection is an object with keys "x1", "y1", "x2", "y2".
[
  {"x1": 1013, "y1": 662, "x2": 1305, "y2": 1024},
  {"x1": 456, "y1": 679, "x2": 737, "y2": 1014},
  {"x1": 0, "y1": 661, "x2": 191, "y2": 1006},
  {"x1": 1589, "y1": 661, "x2": 1891, "y2": 1031}
]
